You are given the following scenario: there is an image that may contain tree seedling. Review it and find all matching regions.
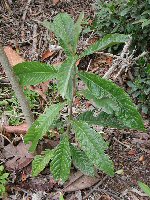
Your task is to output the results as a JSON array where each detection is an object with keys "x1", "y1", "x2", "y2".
[{"x1": 13, "y1": 13, "x2": 145, "y2": 183}]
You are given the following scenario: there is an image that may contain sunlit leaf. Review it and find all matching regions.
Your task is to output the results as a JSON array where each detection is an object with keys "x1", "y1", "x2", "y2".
[
  {"x1": 14, "y1": 61, "x2": 57, "y2": 86},
  {"x1": 138, "y1": 181, "x2": 150, "y2": 197},
  {"x1": 79, "y1": 72, "x2": 145, "y2": 131},
  {"x1": 32, "y1": 149, "x2": 54, "y2": 176},
  {"x1": 70, "y1": 144, "x2": 95, "y2": 176},
  {"x1": 78, "y1": 110, "x2": 127, "y2": 129},
  {"x1": 50, "y1": 135, "x2": 71, "y2": 183},
  {"x1": 57, "y1": 56, "x2": 77, "y2": 100},
  {"x1": 24, "y1": 103, "x2": 65, "y2": 152},
  {"x1": 80, "y1": 34, "x2": 130, "y2": 58},
  {"x1": 72, "y1": 120, "x2": 114, "y2": 176}
]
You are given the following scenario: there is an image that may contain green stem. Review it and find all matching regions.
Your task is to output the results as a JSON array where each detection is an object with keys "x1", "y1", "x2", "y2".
[{"x1": 66, "y1": 65, "x2": 76, "y2": 135}]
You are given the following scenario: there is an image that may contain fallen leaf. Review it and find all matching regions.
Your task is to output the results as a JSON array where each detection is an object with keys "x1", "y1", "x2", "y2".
[
  {"x1": 21, "y1": 170, "x2": 27, "y2": 182},
  {"x1": 128, "y1": 149, "x2": 137, "y2": 156},
  {"x1": 76, "y1": 59, "x2": 81, "y2": 66},
  {"x1": 53, "y1": 61, "x2": 63, "y2": 67},
  {"x1": 139, "y1": 155, "x2": 144, "y2": 162},
  {"x1": 4, "y1": 46, "x2": 24, "y2": 66},
  {"x1": 86, "y1": 101, "x2": 92, "y2": 109},
  {"x1": 63, "y1": 171, "x2": 99, "y2": 192},
  {"x1": 3, "y1": 123, "x2": 28, "y2": 135},
  {"x1": 52, "y1": 0, "x2": 60, "y2": 5},
  {"x1": 100, "y1": 195, "x2": 111, "y2": 200},
  {"x1": 74, "y1": 97, "x2": 81, "y2": 106},
  {"x1": 29, "y1": 85, "x2": 47, "y2": 102},
  {"x1": 106, "y1": 56, "x2": 113, "y2": 65},
  {"x1": 115, "y1": 169, "x2": 124, "y2": 175},
  {"x1": 42, "y1": 50, "x2": 54, "y2": 60},
  {"x1": 3, "y1": 142, "x2": 33, "y2": 171}
]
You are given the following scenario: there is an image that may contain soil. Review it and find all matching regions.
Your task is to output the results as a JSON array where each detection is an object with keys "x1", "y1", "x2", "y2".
[{"x1": 0, "y1": 1, "x2": 150, "y2": 200}]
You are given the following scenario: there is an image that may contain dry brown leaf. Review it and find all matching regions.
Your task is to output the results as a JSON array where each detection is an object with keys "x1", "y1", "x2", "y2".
[
  {"x1": 4, "y1": 46, "x2": 24, "y2": 66},
  {"x1": 3, "y1": 123, "x2": 28, "y2": 135},
  {"x1": 3, "y1": 142, "x2": 33, "y2": 171},
  {"x1": 128, "y1": 149, "x2": 137, "y2": 156},
  {"x1": 29, "y1": 85, "x2": 47, "y2": 102},
  {"x1": 52, "y1": 0, "x2": 60, "y2": 5},
  {"x1": 42, "y1": 50, "x2": 54, "y2": 60},
  {"x1": 53, "y1": 61, "x2": 63, "y2": 67},
  {"x1": 139, "y1": 155, "x2": 144, "y2": 162},
  {"x1": 100, "y1": 195, "x2": 111, "y2": 200},
  {"x1": 64, "y1": 171, "x2": 99, "y2": 192},
  {"x1": 76, "y1": 59, "x2": 81, "y2": 66}
]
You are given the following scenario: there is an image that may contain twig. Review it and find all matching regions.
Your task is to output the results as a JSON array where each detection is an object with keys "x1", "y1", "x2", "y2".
[
  {"x1": 0, "y1": 42, "x2": 34, "y2": 127},
  {"x1": 0, "y1": 133, "x2": 12, "y2": 144},
  {"x1": 86, "y1": 59, "x2": 92, "y2": 72},
  {"x1": 21, "y1": 0, "x2": 32, "y2": 26},
  {"x1": 96, "y1": 188, "x2": 120, "y2": 200},
  {"x1": 103, "y1": 38, "x2": 148, "y2": 80},
  {"x1": 83, "y1": 176, "x2": 108, "y2": 200},
  {"x1": 113, "y1": 137, "x2": 131, "y2": 149},
  {"x1": 32, "y1": 24, "x2": 38, "y2": 55}
]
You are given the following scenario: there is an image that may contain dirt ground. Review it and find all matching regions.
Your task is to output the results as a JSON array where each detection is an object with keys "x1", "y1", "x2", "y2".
[{"x1": 0, "y1": 1, "x2": 150, "y2": 200}]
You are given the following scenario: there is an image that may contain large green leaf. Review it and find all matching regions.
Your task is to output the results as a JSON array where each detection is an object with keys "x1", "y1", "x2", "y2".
[
  {"x1": 80, "y1": 34, "x2": 130, "y2": 58},
  {"x1": 84, "y1": 90, "x2": 119, "y2": 114},
  {"x1": 32, "y1": 149, "x2": 54, "y2": 177},
  {"x1": 13, "y1": 61, "x2": 57, "y2": 86},
  {"x1": 70, "y1": 144, "x2": 95, "y2": 176},
  {"x1": 24, "y1": 103, "x2": 65, "y2": 152},
  {"x1": 50, "y1": 135, "x2": 71, "y2": 183},
  {"x1": 72, "y1": 120, "x2": 114, "y2": 176},
  {"x1": 78, "y1": 111, "x2": 127, "y2": 129},
  {"x1": 73, "y1": 12, "x2": 84, "y2": 52},
  {"x1": 42, "y1": 13, "x2": 83, "y2": 56},
  {"x1": 79, "y1": 72, "x2": 145, "y2": 131},
  {"x1": 138, "y1": 181, "x2": 150, "y2": 197},
  {"x1": 57, "y1": 57, "x2": 77, "y2": 100}
]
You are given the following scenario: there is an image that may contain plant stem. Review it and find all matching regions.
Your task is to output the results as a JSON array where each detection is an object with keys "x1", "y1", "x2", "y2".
[
  {"x1": 0, "y1": 43, "x2": 34, "y2": 127},
  {"x1": 66, "y1": 66, "x2": 76, "y2": 134}
]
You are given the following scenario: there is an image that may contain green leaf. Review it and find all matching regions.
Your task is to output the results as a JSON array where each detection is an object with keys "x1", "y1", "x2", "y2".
[
  {"x1": 43, "y1": 13, "x2": 75, "y2": 56},
  {"x1": 57, "y1": 56, "x2": 77, "y2": 100},
  {"x1": 0, "y1": 166, "x2": 4, "y2": 172},
  {"x1": 70, "y1": 144, "x2": 95, "y2": 176},
  {"x1": 78, "y1": 111, "x2": 127, "y2": 129},
  {"x1": 14, "y1": 61, "x2": 57, "y2": 86},
  {"x1": 50, "y1": 135, "x2": 71, "y2": 183},
  {"x1": 32, "y1": 149, "x2": 54, "y2": 177},
  {"x1": 84, "y1": 90, "x2": 119, "y2": 114},
  {"x1": 72, "y1": 120, "x2": 114, "y2": 176},
  {"x1": 73, "y1": 12, "x2": 84, "y2": 52},
  {"x1": 42, "y1": 20, "x2": 54, "y2": 31},
  {"x1": 42, "y1": 13, "x2": 83, "y2": 56},
  {"x1": 59, "y1": 193, "x2": 65, "y2": 200},
  {"x1": 138, "y1": 181, "x2": 150, "y2": 197},
  {"x1": 79, "y1": 72, "x2": 145, "y2": 131},
  {"x1": 24, "y1": 103, "x2": 65, "y2": 152},
  {"x1": 80, "y1": 34, "x2": 130, "y2": 58}
]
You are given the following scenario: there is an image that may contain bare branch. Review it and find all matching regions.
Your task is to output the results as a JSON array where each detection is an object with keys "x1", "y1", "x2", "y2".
[{"x1": 0, "y1": 43, "x2": 34, "y2": 127}]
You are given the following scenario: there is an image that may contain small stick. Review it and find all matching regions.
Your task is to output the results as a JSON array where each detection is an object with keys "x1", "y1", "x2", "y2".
[
  {"x1": 31, "y1": 24, "x2": 38, "y2": 58},
  {"x1": 0, "y1": 133, "x2": 12, "y2": 144},
  {"x1": 21, "y1": 0, "x2": 32, "y2": 27},
  {"x1": 83, "y1": 176, "x2": 108, "y2": 200},
  {"x1": 86, "y1": 59, "x2": 92, "y2": 72},
  {"x1": 113, "y1": 137, "x2": 131, "y2": 149}
]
